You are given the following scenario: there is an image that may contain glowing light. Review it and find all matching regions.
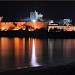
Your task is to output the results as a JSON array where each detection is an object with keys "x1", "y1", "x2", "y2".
[
  {"x1": 32, "y1": 20, "x2": 36, "y2": 22},
  {"x1": 31, "y1": 39, "x2": 40, "y2": 67},
  {"x1": 50, "y1": 20, "x2": 54, "y2": 23}
]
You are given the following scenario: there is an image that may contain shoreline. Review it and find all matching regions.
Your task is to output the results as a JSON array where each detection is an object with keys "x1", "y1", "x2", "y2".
[
  {"x1": 0, "y1": 31, "x2": 75, "y2": 38},
  {"x1": 0, "y1": 61, "x2": 75, "y2": 75}
]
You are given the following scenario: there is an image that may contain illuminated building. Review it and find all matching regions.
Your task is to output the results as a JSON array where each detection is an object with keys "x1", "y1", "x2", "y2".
[
  {"x1": 48, "y1": 19, "x2": 74, "y2": 32},
  {"x1": 59, "y1": 19, "x2": 72, "y2": 26},
  {"x1": 48, "y1": 25, "x2": 75, "y2": 32},
  {"x1": 64, "y1": 19, "x2": 71, "y2": 25},
  {"x1": 0, "y1": 22, "x2": 48, "y2": 31},
  {"x1": 30, "y1": 10, "x2": 43, "y2": 22},
  {"x1": 0, "y1": 12, "x2": 73, "y2": 32}
]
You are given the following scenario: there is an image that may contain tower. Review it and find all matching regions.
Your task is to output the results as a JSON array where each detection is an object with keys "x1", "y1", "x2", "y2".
[{"x1": 30, "y1": 10, "x2": 43, "y2": 22}]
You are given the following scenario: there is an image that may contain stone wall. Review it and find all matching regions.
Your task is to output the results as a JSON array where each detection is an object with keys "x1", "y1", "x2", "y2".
[
  {"x1": 0, "y1": 22, "x2": 48, "y2": 31},
  {"x1": 48, "y1": 25, "x2": 75, "y2": 32}
]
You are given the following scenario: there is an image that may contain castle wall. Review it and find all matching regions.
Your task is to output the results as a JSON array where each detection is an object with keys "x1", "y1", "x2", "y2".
[
  {"x1": 0, "y1": 22, "x2": 48, "y2": 31},
  {"x1": 48, "y1": 25, "x2": 75, "y2": 32}
]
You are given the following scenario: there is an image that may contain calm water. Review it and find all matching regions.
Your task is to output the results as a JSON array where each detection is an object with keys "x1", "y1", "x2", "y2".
[{"x1": 0, "y1": 37, "x2": 75, "y2": 71}]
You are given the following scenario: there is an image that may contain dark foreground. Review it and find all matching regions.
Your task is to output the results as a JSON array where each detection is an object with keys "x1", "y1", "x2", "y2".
[
  {"x1": 0, "y1": 62, "x2": 75, "y2": 75},
  {"x1": 0, "y1": 30, "x2": 75, "y2": 38}
]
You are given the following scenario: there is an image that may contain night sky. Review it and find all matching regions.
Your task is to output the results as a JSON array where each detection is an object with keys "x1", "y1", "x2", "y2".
[{"x1": 0, "y1": 1, "x2": 75, "y2": 21}]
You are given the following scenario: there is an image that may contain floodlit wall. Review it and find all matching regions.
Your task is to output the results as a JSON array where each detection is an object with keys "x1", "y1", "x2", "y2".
[
  {"x1": 0, "y1": 22, "x2": 48, "y2": 31},
  {"x1": 48, "y1": 25, "x2": 75, "y2": 32},
  {"x1": 0, "y1": 22, "x2": 15, "y2": 31},
  {"x1": 26, "y1": 22, "x2": 48, "y2": 29}
]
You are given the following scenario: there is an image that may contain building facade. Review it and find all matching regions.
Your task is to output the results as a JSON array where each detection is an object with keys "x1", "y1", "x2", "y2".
[{"x1": 30, "y1": 10, "x2": 43, "y2": 22}]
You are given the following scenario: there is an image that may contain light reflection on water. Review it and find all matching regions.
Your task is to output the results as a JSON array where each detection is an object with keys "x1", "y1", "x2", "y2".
[
  {"x1": 31, "y1": 39, "x2": 40, "y2": 67},
  {"x1": 0, "y1": 37, "x2": 75, "y2": 71}
]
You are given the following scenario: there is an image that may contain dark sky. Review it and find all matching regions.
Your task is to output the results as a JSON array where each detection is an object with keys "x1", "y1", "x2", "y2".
[{"x1": 0, "y1": 1, "x2": 75, "y2": 21}]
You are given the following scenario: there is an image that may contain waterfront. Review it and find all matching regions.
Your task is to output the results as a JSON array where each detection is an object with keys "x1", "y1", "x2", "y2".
[{"x1": 0, "y1": 37, "x2": 75, "y2": 72}]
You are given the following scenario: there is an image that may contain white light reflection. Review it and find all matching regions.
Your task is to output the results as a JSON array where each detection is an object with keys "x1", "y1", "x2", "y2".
[{"x1": 31, "y1": 39, "x2": 40, "y2": 67}]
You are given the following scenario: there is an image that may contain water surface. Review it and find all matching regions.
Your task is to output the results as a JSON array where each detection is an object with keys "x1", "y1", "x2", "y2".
[{"x1": 0, "y1": 37, "x2": 75, "y2": 71}]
